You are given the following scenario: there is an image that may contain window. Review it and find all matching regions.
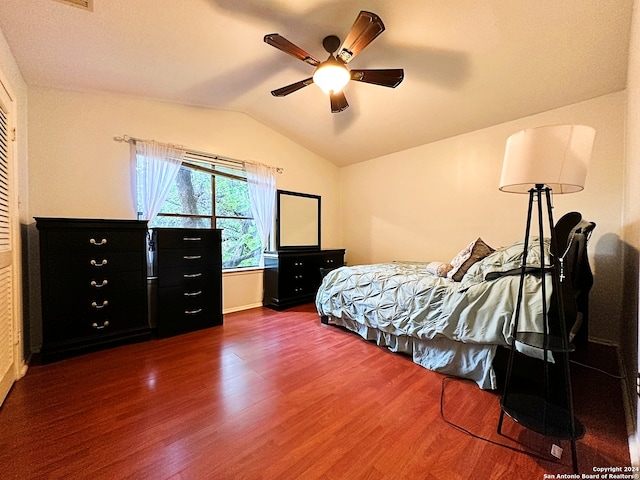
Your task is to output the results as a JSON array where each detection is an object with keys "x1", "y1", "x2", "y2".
[{"x1": 141, "y1": 159, "x2": 262, "y2": 269}]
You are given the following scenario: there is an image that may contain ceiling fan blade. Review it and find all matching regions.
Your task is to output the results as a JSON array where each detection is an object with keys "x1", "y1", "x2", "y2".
[
  {"x1": 336, "y1": 11, "x2": 385, "y2": 64},
  {"x1": 350, "y1": 69, "x2": 404, "y2": 88},
  {"x1": 271, "y1": 77, "x2": 314, "y2": 97},
  {"x1": 264, "y1": 34, "x2": 320, "y2": 67},
  {"x1": 330, "y1": 91, "x2": 349, "y2": 113}
]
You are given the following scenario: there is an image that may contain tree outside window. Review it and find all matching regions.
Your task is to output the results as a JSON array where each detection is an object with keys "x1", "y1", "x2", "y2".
[{"x1": 146, "y1": 163, "x2": 262, "y2": 268}]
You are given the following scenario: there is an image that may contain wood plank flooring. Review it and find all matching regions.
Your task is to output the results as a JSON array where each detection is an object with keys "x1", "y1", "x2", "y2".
[{"x1": 0, "y1": 304, "x2": 631, "y2": 479}]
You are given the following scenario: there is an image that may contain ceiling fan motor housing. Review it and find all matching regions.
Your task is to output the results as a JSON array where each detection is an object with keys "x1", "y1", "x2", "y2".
[{"x1": 322, "y1": 35, "x2": 341, "y2": 54}]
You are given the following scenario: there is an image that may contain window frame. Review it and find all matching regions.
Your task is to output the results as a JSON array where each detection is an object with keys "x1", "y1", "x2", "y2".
[{"x1": 147, "y1": 157, "x2": 263, "y2": 270}]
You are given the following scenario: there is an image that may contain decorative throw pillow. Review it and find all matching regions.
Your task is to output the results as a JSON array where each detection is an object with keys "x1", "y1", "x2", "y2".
[
  {"x1": 447, "y1": 238, "x2": 495, "y2": 282},
  {"x1": 426, "y1": 261, "x2": 454, "y2": 277}
]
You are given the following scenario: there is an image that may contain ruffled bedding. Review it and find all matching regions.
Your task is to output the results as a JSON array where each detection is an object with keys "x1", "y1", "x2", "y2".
[{"x1": 315, "y1": 239, "x2": 552, "y2": 389}]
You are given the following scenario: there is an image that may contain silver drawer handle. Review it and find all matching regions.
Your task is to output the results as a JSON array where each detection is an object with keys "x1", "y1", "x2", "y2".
[
  {"x1": 184, "y1": 290, "x2": 202, "y2": 297},
  {"x1": 91, "y1": 300, "x2": 109, "y2": 309},
  {"x1": 183, "y1": 255, "x2": 202, "y2": 260},
  {"x1": 92, "y1": 320, "x2": 110, "y2": 330},
  {"x1": 90, "y1": 259, "x2": 108, "y2": 267},
  {"x1": 90, "y1": 238, "x2": 107, "y2": 246},
  {"x1": 185, "y1": 308, "x2": 203, "y2": 315},
  {"x1": 183, "y1": 237, "x2": 202, "y2": 241},
  {"x1": 183, "y1": 272, "x2": 202, "y2": 278},
  {"x1": 90, "y1": 279, "x2": 108, "y2": 288}
]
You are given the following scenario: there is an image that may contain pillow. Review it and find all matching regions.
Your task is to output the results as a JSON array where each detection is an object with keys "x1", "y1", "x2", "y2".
[
  {"x1": 458, "y1": 237, "x2": 552, "y2": 290},
  {"x1": 447, "y1": 238, "x2": 495, "y2": 282},
  {"x1": 426, "y1": 261, "x2": 454, "y2": 277}
]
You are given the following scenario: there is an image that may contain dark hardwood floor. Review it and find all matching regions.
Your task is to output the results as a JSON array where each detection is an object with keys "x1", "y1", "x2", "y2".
[{"x1": 0, "y1": 304, "x2": 631, "y2": 479}]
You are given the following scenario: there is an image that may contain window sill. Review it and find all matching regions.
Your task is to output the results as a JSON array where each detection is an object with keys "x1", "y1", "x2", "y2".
[{"x1": 222, "y1": 266, "x2": 264, "y2": 276}]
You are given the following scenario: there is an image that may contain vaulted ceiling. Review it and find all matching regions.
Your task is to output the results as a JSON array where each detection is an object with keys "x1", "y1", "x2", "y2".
[{"x1": 0, "y1": 0, "x2": 633, "y2": 166}]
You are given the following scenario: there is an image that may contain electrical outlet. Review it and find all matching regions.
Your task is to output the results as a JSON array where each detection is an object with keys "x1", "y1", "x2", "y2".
[
  {"x1": 551, "y1": 444, "x2": 563, "y2": 459},
  {"x1": 637, "y1": 372, "x2": 640, "y2": 396}
]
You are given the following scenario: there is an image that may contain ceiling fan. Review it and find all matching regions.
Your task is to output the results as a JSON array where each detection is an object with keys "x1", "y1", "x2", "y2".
[{"x1": 264, "y1": 11, "x2": 404, "y2": 113}]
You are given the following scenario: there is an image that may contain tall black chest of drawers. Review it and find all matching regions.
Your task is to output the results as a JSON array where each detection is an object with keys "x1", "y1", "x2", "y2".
[
  {"x1": 263, "y1": 249, "x2": 345, "y2": 310},
  {"x1": 36, "y1": 218, "x2": 151, "y2": 362},
  {"x1": 150, "y1": 228, "x2": 223, "y2": 337}
]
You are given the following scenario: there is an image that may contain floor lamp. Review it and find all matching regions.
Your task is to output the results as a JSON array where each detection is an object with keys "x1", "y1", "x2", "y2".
[{"x1": 496, "y1": 124, "x2": 596, "y2": 473}]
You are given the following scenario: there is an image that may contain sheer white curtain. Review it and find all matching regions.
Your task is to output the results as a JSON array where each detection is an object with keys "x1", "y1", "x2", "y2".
[
  {"x1": 136, "y1": 140, "x2": 185, "y2": 222},
  {"x1": 244, "y1": 161, "x2": 277, "y2": 256}
]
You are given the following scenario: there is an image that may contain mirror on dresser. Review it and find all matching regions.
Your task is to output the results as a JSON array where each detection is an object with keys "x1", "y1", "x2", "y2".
[
  {"x1": 276, "y1": 190, "x2": 321, "y2": 251},
  {"x1": 264, "y1": 190, "x2": 345, "y2": 310}
]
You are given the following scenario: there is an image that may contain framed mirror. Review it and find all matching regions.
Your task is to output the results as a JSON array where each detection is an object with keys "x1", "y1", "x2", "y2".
[{"x1": 276, "y1": 190, "x2": 321, "y2": 251}]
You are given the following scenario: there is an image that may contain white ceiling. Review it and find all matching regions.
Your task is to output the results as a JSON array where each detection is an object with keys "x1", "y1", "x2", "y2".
[{"x1": 0, "y1": 0, "x2": 633, "y2": 166}]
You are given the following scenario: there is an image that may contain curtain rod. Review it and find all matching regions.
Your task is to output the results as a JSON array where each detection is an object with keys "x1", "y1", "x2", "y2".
[{"x1": 113, "y1": 135, "x2": 283, "y2": 173}]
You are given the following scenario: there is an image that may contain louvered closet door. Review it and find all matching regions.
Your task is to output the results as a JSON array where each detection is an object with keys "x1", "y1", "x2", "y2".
[{"x1": 0, "y1": 78, "x2": 16, "y2": 406}]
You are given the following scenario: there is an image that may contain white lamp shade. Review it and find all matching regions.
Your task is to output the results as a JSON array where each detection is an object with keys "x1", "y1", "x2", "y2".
[
  {"x1": 313, "y1": 62, "x2": 351, "y2": 94},
  {"x1": 499, "y1": 124, "x2": 596, "y2": 194}
]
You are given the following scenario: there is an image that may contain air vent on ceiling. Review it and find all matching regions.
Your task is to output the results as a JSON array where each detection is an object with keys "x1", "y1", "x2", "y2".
[{"x1": 52, "y1": 0, "x2": 93, "y2": 11}]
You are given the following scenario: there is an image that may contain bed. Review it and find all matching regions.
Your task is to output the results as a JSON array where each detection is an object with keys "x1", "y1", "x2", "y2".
[{"x1": 315, "y1": 212, "x2": 595, "y2": 390}]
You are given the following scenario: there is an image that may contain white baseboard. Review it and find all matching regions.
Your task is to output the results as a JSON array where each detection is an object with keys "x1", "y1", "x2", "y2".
[{"x1": 223, "y1": 302, "x2": 264, "y2": 315}]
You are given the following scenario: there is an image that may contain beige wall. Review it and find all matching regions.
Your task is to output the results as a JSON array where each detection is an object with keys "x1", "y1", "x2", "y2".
[
  {"x1": 340, "y1": 92, "x2": 626, "y2": 345},
  {"x1": 26, "y1": 85, "x2": 342, "y2": 317}
]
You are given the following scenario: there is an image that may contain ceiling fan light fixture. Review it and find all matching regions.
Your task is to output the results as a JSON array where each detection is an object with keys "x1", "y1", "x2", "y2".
[
  {"x1": 265, "y1": 11, "x2": 399, "y2": 112},
  {"x1": 313, "y1": 59, "x2": 350, "y2": 94}
]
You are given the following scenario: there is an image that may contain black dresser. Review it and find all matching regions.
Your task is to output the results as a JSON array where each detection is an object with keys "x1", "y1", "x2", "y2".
[
  {"x1": 35, "y1": 218, "x2": 151, "y2": 362},
  {"x1": 263, "y1": 249, "x2": 345, "y2": 310},
  {"x1": 150, "y1": 228, "x2": 222, "y2": 337}
]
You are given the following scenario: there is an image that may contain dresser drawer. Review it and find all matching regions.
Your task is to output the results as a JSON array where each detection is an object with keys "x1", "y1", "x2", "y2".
[
  {"x1": 157, "y1": 286, "x2": 222, "y2": 337},
  {"x1": 152, "y1": 228, "x2": 220, "y2": 249},
  {"x1": 322, "y1": 252, "x2": 344, "y2": 269},
  {"x1": 158, "y1": 285, "x2": 218, "y2": 315},
  {"x1": 42, "y1": 229, "x2": 144, "y2": 253},
  {"x1": 278, "y1": 279, "x2": 314, "y2": 299},
  {"x1": 42, "y1": 288, "x2": 147, "y2": 344},
  {"x1": 278, "y1": 256, "x2": 313, "y2": 270},
  {"x1": 157, "y1": 265, "x2": 218, "y2": 288},
  {"x1": 46, "y1": 251, "x2": 145, "y2": 275},
  {"x1": 156, "y1": 247, "x2": 221, "y2": 269},
  {"x1": 46, "y1": 270, "x2": 146, "y2": 298}
]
